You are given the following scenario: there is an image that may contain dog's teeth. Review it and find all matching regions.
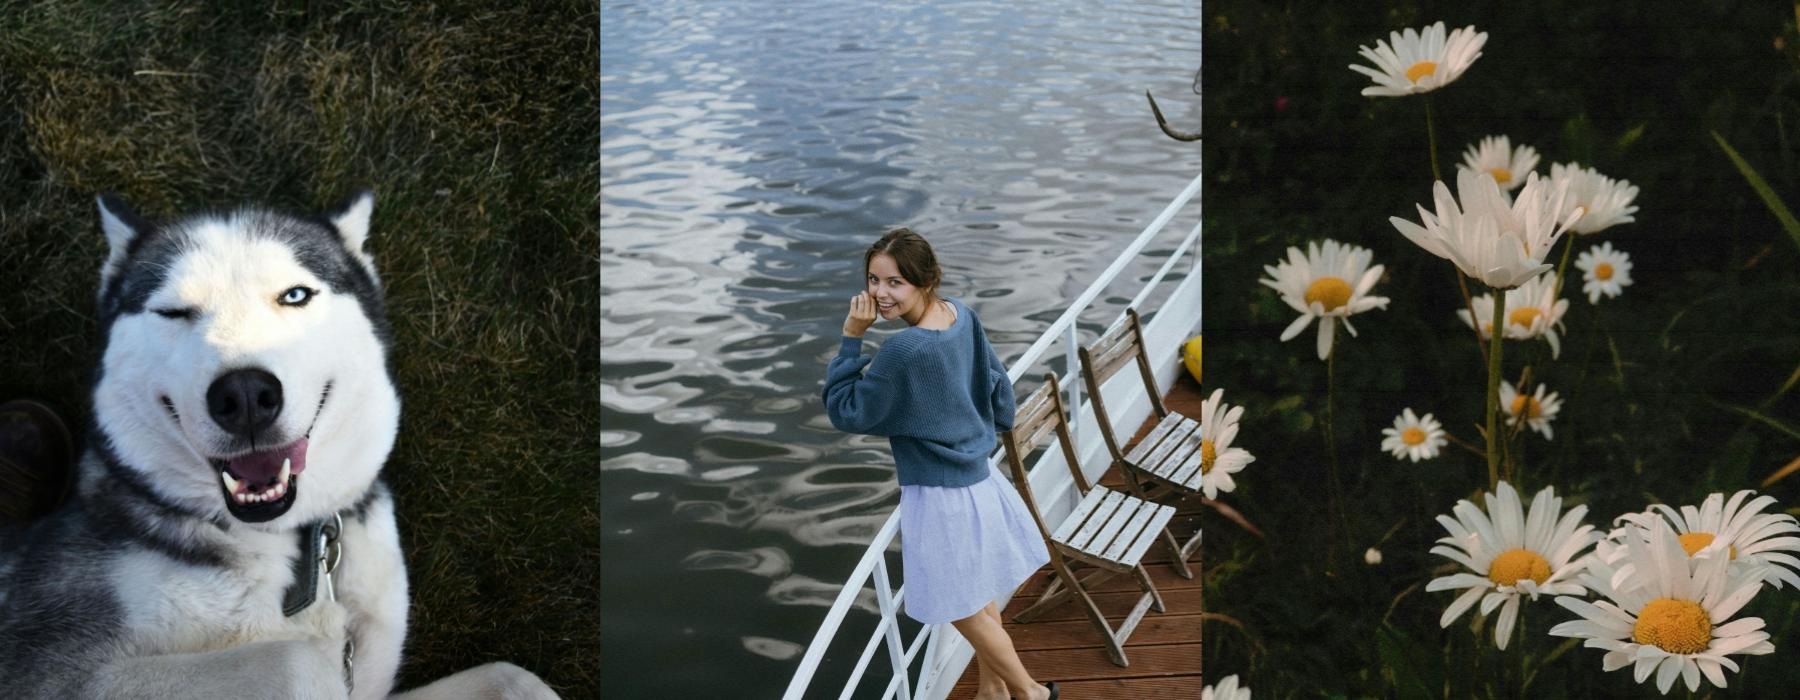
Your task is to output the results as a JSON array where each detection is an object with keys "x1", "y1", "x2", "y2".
[
  {"x1": 279, "y1": 458, "x2": 291, "y2": 485},
  {"x1": 221, "y1": 470, "x2": 242, "y2": 494}
]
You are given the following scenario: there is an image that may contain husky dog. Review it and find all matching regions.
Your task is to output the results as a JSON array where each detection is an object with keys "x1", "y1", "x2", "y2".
[{"x1": 0, "y1": 193, "x2": 557, "y2": 699}]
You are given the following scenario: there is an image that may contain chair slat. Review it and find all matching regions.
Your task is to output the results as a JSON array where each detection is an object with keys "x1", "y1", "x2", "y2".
[
  {"x1": 1009, "y1": 384, "x2": 1059, "y2": 451},
  {"x1": 1101, "y1": 499, "x2": 1163, "y2": 562},
  {"x1": 1066, "y1": 490, "x2": 1126, "y2": 550},
  {"x1": 1163, "y1": 431, "x2": 1209, "y2": 486},
  {"x1": 1050, "y1": 488, "x2": 1110, "y2": 543},
  {"x1": 1124, "y1": 413, "x2": 1194, "y2": 466},
  {"x1": 1075, "y1": 492, "x2": 1143, "y2": 558},
  {"x1": 1119, "y1": 504, "x2": 1180, "y2": 568},
  {"x1": 1088, "y1": 317, "x2": 1135, "y2": 359},
  {"x1": 1085, "y1": 337, "x2": 1139, "y2": 386},
  {"x1": 1141, "y1": 415, "x2": 1200, "y2": 475}
]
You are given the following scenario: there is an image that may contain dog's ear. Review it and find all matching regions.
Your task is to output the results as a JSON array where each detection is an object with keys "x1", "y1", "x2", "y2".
[
  {"x1": 328, "y1": 190, "x2": 378, "y2": 279},
  {"x1": 96, "y1": 193, "x2": 149, "y2": 289}
]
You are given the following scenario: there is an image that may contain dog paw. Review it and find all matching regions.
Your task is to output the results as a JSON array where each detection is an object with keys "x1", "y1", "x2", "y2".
[
  {"x1": 390, "y1": 661, "x2": 558, "y2": 700},
  {"x1": 291, "y1": 600, "x2": 352, "y2": 673},
  {"x1": 263, "y1": 638, "x2": 353, "y2": 700},
  {"x1": 425, "y1": 662, "x2": 559, "y2": 700},
  {"x1": 472, "y1": 662, "x2": 560, "y2": 700}
]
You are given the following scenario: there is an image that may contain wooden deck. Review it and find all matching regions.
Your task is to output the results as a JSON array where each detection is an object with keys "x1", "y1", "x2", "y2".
[{"x1": 947, "y1": 373, "x2": 1210, "y2": 699}]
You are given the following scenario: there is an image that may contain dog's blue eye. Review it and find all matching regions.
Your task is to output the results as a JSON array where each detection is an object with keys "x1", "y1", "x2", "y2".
[
  {"x1": 154, "y1": 308, "x2": 196, "y2": 320},
  {"x1": 279, "y1": 287, "x2": 316, "y2": 307}
]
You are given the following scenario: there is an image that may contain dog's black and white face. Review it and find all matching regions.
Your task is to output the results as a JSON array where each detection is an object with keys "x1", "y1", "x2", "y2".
[{"x1": 90, "y1": 193, "x2": 399, "y2": 529}]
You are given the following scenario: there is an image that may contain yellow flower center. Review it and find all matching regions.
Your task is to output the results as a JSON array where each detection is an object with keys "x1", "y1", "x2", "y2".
[
  {"x1": 1677, "y1": 532, "x2": 1738, "y2": 559},
  {"x1": 1487, "y1": 548, "x2": 1551, "y2": 587},
  {"x1": 1633, "y1": 598, "x2": 1713, "y2": 655},
  {"x1": 1508, "y1": 307, "x2": 1542, "y2": 329},
  {"x1": 1595, "y1": 262, "x2": 1614, "y2": 281},
  {"x1": 1200, "y1": 439, "x2": 1217, "y2": 475},
  {"x1": 1488, "y1": 168, "x2": 1512, "y2": 184},
  {"x1": 1401, "y1": 427, "x2": 1427, "y2": 446},
  {"x1": 1405, "y1": 61, "x2": 1438, "y2": 83},
  {"x1": 1303, "y1": 276, "x2": 1352, "y2": 312},
  {"x1": 1509, "y1": 395, "x2": 1543, "y2": 419}
]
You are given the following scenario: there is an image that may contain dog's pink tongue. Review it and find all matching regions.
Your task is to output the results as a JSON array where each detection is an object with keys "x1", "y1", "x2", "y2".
[{"x1": 226, "y1": 438, "x2": 308, "y2": 483}]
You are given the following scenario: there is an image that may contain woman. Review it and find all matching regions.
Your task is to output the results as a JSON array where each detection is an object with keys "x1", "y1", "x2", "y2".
[{"x1": 823, "y1": 228, "x2": 1056, "y2": 700}]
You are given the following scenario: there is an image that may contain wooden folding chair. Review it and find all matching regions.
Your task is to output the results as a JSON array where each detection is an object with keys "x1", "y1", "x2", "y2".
[
  {"x1": 1079, "y1": 308, "x2": 1206, "y2": 579},
  {"x1": 1000, "y1": 372, "x2": 1174, "y2": 667}
]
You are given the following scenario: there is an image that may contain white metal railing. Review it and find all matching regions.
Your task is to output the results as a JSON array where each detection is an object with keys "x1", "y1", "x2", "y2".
[{"x1": 783, "y1": 169, "x2": 1205, "y2": 700}]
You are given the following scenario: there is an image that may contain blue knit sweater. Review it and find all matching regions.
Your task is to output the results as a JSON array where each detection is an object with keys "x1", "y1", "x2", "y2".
[{"x1": 823, "y1": 297, "x2": 1016, "y2": 488}]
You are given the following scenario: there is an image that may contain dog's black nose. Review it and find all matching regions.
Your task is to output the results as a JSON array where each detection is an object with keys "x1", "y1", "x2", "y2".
[{"x1": 206, "y1": 369, "x2": 283, "y2": 437}]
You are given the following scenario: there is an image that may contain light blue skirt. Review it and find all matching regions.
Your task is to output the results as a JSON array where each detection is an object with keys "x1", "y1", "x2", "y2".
[{"x1": 899, "y1": 463, "x2": 1051, "y2": 624}]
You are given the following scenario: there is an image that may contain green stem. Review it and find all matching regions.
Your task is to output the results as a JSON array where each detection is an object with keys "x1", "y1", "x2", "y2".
[
  {"x1": 1552, "y1": 232, "x2": 1578, "y2": 297},
  {"x1": 1327, "y1": 340, "x2": 1344, "y2": 536},
  {"x1": 1425, "y1": 94, "x2": 1443, "y2": 183},
  {"x1": 1487, "y1": 287, "x2": 1507, "y2": 492}
]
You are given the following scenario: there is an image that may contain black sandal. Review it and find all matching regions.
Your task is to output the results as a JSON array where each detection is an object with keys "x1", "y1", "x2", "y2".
[{"x1": 0, "y1": 399, "x2": 76, "y2": 524}]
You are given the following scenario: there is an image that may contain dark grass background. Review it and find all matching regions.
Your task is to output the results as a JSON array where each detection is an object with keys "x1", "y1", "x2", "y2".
[
  {"x1": 1189, "y1": 0, "x2": 1800, "y2": 696},
  {"x1": 0, "y1": 2, "x2": 597, "y2": 696}
]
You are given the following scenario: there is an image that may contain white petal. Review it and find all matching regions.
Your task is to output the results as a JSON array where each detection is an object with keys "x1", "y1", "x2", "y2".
[
  {"x1": 1494, "y1": 595, "x2": 1520, "y2": 649},
  {"x1": 1654, "y1": 655, "x2": 1682, "y2": 694},
  {"x1": 1440, "y1": 586, "x2": 1486, "y2": 628},
  {"x1": 1697, "y1": 658, "x2": 1728, "y2": 689},
  {"x1": 1279, "y1": 313, "x2": 1315, "y2": 342},
  {"x1": 1479, "y1": 590, "x2": 1507, "y2": 616}
]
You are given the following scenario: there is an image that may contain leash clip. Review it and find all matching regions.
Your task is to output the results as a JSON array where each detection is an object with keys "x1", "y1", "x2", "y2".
[{"x1": 316, "y1": 512, "x2": 353, "y2": 691}]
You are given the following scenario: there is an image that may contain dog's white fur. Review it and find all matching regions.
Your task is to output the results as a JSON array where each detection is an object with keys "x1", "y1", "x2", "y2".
[{"x1": 0, "y1": 193, "x2": 557, "y2": 699}]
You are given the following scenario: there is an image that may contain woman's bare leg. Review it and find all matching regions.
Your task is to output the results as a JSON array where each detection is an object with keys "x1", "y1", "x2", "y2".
[
  {"x1": 952, "y1": 605, "x2": 1049, "y2": 700},
  {"x1": 973, "y1": 604, "x2": 1008, "y2": 699}
]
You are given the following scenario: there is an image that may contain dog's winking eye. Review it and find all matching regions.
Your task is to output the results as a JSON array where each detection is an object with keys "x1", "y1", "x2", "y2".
[
  {"x1": 154, "y1": 308, "x2": 196, "y2": 320},
  {"x1": 278, "y1": 286, "x2": 317, "y2": 307}
]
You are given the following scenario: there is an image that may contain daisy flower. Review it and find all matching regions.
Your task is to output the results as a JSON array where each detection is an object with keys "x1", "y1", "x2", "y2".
[
  {"x1": 1499, "y1": 380, "x2": 1563, "y2": 440},
  {"x1": 1551, "y1": 162, "x2": 1640, "y2": 235},
  {"x1": 1380, "y1": 408, "x2": 1446, "y2": 462},
  {"x1": 1618, "y1": 491, "x2": 1800, "y2": 591},
  {"x1": 1348, "y1": 22, "x2": 1488, "y2": 97},
  {"x1": 1192, "y1": 388, "x2": 1254, "y2": 500},
  {"x1": 1459, "y1": 135, "x2": 1541, "y2": 191},
  {"x1": 1456, "y1": 271, "x2": 1569, "y2": 358},
  {"x1": 1202, "y1": 674, "x2": 1251, "y2": 700},
  {"x1": 1428, "y1": 481, "x2": 1597, "y2": 649},
  {"x1": 1258, "y1": 239, "x2": 1390, "y2": 360},
  {"x1": 1574, "y1": 241, "x2": 1633, "y2": 304},
  {"x1": 1550, "y1": 518, "x2": 1774, "y2": 694},
  {"x1": 1389, "y1": 168, "x2": 1581, "y2": 290}
]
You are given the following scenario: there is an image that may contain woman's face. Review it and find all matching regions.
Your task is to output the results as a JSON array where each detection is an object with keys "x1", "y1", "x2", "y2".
[{"x1": 866, "y1": 253, "x2": 927, "y2": 323}]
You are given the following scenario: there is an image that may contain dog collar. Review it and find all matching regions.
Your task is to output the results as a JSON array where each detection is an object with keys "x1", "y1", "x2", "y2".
[{"x1": 282, "y1": 512, "x2": 344, "y2": 617}]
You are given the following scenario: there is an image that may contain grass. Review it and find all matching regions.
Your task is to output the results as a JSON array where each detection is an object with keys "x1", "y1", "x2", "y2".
[
  {"x1": 0, "y1": 2, "x2": 596, "y2": 695},
  {"x1": 1190, "y1": 0, "x2": 1800, "y2": 695}
]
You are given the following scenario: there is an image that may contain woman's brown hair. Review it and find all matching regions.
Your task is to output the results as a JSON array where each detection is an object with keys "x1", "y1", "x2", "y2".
[{"x1": 864, "y1": 227, "x2": 943, "y2": 302}]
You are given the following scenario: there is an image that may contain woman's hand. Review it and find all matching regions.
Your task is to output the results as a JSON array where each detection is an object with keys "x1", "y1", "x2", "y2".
[{"x1": 844, "y1": 291, "x2": 877, "y2": 337}]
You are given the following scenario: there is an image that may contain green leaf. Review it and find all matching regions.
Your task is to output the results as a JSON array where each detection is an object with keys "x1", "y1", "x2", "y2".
[
  {"x1": 1714, "y1": 401, "x2": 1800, "y2": 442},
  {"x1": 1614, "y1": 122, "x2": 1647, "y2": 153},
  {"x1": 1562, "y1": 114, "x2": 1597, "y2": 166},
  {"x1": 1711, "y1": 131, "x2": 1800, "y2": 252},
  {"x1": 1376, "y1": 623, "x2": 1441, "y2": 700}
]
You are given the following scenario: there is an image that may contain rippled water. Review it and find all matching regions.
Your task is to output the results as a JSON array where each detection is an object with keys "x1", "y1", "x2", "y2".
[{"x1": 600, "y1": 1, "x2": 1202, "y2": 696}]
